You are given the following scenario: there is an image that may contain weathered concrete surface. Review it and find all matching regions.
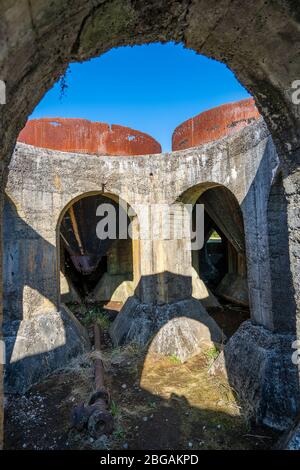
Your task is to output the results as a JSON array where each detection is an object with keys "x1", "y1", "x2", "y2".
[
  {"x1": 191, "y1": 268, "x2": 221, "y2": 309},
  {"x1": 60, "y1": 271, "x2": 81, "y2": 304},
  {"x1": 1, "y1": 0, "x2": 299, "y2": 170},
  {"x1": 110, "y1": 296, "x2": 225, "y2": 362},
  {"x1": 4, "y1": 306, "x2": 90, "y2": 394},
  {"x1": 90, "y1": 238, "x2": 134, "y2": 303},
  {"x1": 92, "y1": 267, "x2": 220, "y2": 306},
  {"x1": 172, "y1": 98, "x2": 260, "y2": 151},
  {"x1": 218, "y1": 321, "x2": 300, "y2": 431},
  {"x1": 91, "y1": 274, "x2": 135, "y2": 303},
  {"x1": 18, "y1": 118, "x2": 162, "y2": 156},
  {"x1": 277, "y1": 421, "x2": 300, "y2": 450}
]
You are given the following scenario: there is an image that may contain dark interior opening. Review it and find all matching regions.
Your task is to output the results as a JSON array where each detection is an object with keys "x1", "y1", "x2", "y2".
[
  {"x1": 59, "y1": 193, "x2": 133, "y2": 303},
  {"x1": 191, "y1": 185, "x2": 250, "y2": 337}
]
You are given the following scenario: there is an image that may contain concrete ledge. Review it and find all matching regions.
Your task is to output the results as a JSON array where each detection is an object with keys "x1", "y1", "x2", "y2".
[
  {"x1": 4, "y1": 307, "x2": 90, "y2": 394},
  {"x1": 110, "y1": 296, "x2": 225, "y2": 362}
]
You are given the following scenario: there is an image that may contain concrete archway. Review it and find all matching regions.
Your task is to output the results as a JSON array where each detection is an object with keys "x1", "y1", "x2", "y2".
[
  {"x1": 177, "y1": 182, "x2": 249, "y2": 333},
  {"x1": 57, "y1": 191, "x2": 140, "y2": 307}
]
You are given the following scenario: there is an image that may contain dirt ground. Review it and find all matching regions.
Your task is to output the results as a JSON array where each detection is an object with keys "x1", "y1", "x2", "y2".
[{"x1": 4, "y1": 303, "x2": 280, "y2": 450}]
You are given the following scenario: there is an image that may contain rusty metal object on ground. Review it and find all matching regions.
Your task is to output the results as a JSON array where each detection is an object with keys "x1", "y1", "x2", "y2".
[
  {"x1": 18, "y1": 118, "x2": 162, "y2": 155},
  {"x1": 172, "y1": 98, "x2": 260, "y2": 151},
  {"x1": 71, "y1": 324, "x2": 113, "y2": 436}
]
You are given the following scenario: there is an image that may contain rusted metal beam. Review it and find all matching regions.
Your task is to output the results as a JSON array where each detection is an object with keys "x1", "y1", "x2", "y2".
[{"x1": 69, "y1": 206, "x2": 84, "y2": 256}]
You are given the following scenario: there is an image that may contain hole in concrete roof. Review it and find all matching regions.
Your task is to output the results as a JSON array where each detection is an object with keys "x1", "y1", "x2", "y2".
[{"x1": 26, "y1": 42, "x2": 251, "y2": 153}]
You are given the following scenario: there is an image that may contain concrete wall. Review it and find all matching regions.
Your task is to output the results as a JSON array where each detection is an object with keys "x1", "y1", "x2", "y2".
[
  {"x1": 92, "y1": 238, "x2": 135, "y2": 303},
  {"x1": 4, "y1": 119, "x2": 279, "y2": 330}
]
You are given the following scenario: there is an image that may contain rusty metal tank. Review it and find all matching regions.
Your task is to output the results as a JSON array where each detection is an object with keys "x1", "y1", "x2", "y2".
[
  {"x1": 172, "y1": 98, "x2": 260, "y2": 151},
  {"x1": 18, "y1": 117, "x2": 162, "y2": 156}
]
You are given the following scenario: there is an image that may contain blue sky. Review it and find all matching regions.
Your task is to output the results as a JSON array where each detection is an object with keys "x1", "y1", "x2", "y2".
[{"x1": 31, "y1": 42, "x2": 250, "y2": 152}]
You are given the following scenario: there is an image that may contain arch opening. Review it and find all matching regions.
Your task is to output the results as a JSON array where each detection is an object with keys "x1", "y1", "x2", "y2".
[
  {"x1": 58, "y1": 193, "x2": 138, "y2": 312},
  {"x1": 182, "y1": 183, "x2": 250, "y2": 338}
]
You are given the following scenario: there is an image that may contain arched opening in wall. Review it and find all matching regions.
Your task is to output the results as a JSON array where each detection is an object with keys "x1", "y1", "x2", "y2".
[
  {"x1": 183, "y1": 183, "x2": 250, "y2": 338},
  {"x1": 58, "y1": 192, "x2": 138, "y2": 318}
]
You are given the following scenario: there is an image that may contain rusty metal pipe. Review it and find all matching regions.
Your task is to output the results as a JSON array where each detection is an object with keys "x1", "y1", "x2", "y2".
[
  {"x1": 94, "y1": 323, "x2": 105, "y2": 391},
  {"x1": 71, "y1": 324, "x2": 114, "y2": 437}
]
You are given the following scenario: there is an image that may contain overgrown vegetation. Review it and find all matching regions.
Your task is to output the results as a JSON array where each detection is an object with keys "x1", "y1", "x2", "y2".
[
  {"x1": 110, "y1": 400, "x2": 120, "y2": 417},
  {"x1": 59, "y1": 67, "x2": 70, "y2": 101},
  {"x1": 67, "y1": 302, "x2": 111, "y2": 330},
  {"x1": 5, "y1": 342, "x2": 278, "y2": 450},
  {"x1": 82, "y1": 306, "x2": 111, "y2": 330}
]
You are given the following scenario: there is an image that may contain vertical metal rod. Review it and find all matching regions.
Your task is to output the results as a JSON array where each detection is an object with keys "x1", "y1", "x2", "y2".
[{"x1": 94, "y1": 323, "x2": 105, "y2": 391}]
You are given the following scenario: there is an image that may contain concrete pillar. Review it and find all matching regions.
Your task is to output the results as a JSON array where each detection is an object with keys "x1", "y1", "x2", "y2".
[
  {"x1": 223, "y1": 165, "x2": 300, "y2": 431},
  {"x1": 110, "y1": 202, "x2": 224, "y2": 358},
  {"x1": 137, "y1": 203, "x2": 192, "y2": 303},
  {"x1": 131, "y1": 216, "x2": 141, "y2": 287},
  {"x1": 267, "y1": 170, "x2": 298, "y2": 333},
  {"x1": 285, "y1": 171, "x2": 300, "y2": 339}
]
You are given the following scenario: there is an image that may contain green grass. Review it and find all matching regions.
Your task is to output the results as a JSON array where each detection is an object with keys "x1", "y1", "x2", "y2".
[
  {"x1": 168, "y1": 354, "x2": 182, "y2": 365},
  {"x1": 209, "y1": 230, "x2": 221, "y2": 241},
  {"x1": 149, "y1": 401, "x2": 157, "y2": 409},
  {"x1": 205, "y1": 346, "x2": 220, "y2": 362},
  {"x1": 81, "y1": 306, "x2": 111, "y2": 330},
  {"x1": 110, "y1": 400, "x2": 120, "y2": 417},
  {"x1": 112, "y1": 426, "x2": 126, "y2": 440}
]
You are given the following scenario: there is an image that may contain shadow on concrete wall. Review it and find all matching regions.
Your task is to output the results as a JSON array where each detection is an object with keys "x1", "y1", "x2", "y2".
[
  {"x1": 109, "y1": 272, "x2": 225, "y2": 358},
  {"x1": 267, "y1": 172, "x2": 297, "y2": 333},
  {"x1": 3, "y1": 196, "x2": 89, "y2": 394}
]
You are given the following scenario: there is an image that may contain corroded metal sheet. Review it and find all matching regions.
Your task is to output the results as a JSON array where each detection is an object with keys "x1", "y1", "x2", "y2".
[
  {"x1": 18, "y1": 118, "x2": 162, "y2": 156},
  {"x1": 172, "y1": 98, "x2": 260, "y2": 151}
]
